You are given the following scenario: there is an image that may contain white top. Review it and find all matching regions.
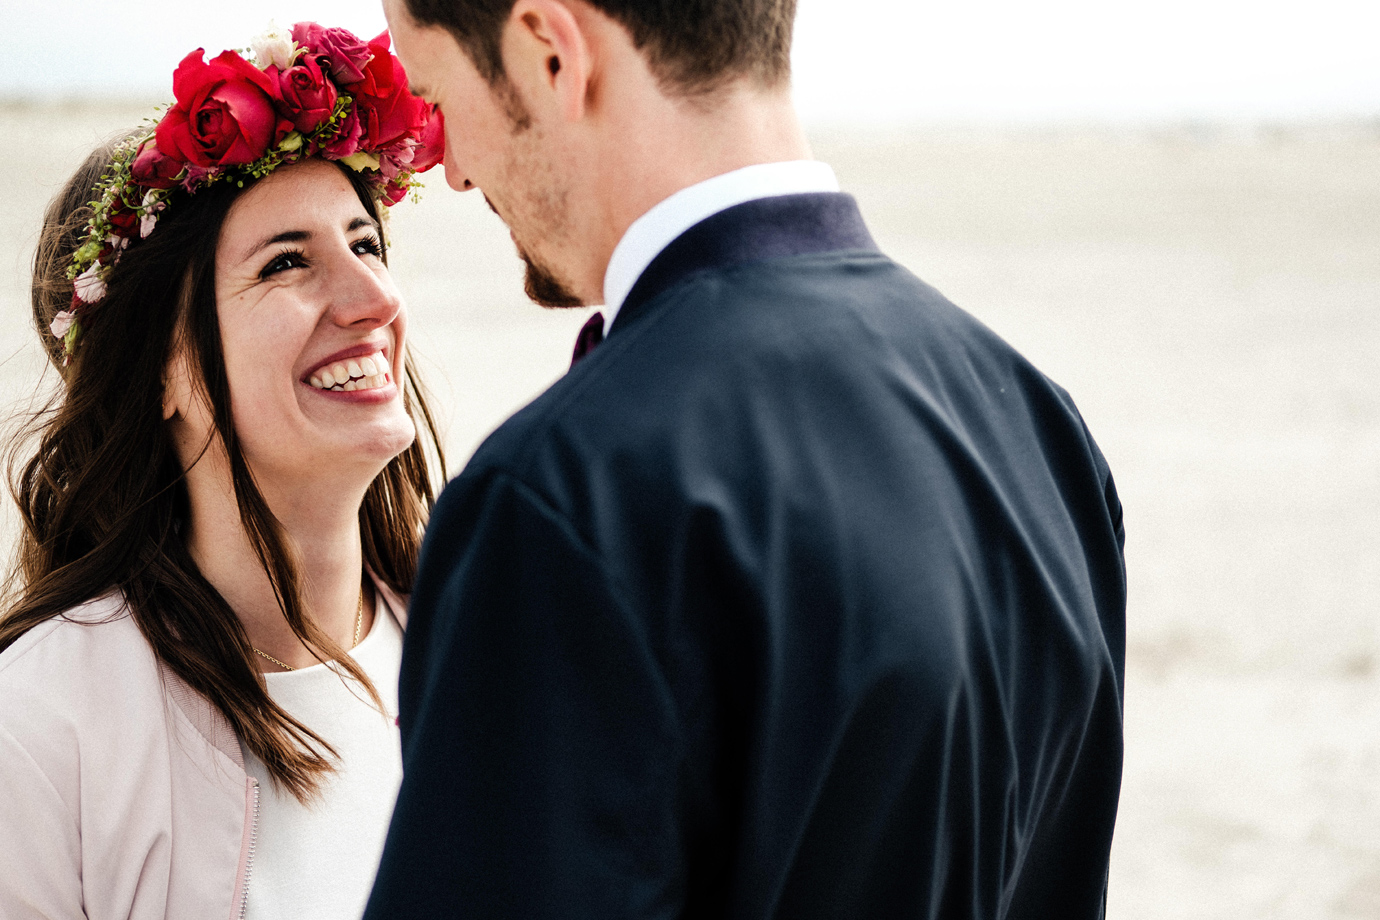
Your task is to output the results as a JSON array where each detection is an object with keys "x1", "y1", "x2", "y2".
[
  {"x1": 243, "y1": 599, "x2": 403, "y2": 920},
  {"x1": 600, "y1": 160, "x2": 841, "y2": 335}
]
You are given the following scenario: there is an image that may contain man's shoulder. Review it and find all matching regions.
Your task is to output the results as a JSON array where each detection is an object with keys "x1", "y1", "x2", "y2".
[
  {"x1": 615, "y1": 246, "x2": 1020, "y2": 381},
  {"x1": 592, "y1": 250, "x2": 1060, "y2": 439},
  {"x1": 451, "y1": 247, "x2": 1067, "y2": 495}
]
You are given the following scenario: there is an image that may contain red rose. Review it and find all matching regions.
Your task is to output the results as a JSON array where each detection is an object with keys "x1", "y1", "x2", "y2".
[
  {"x1": 380, "y1": 178, "x2": 410, "y2": 206},
  {"x1": 352, "y1": 32, "x2": 429, "y2": 152},
  {"x1": 130, "y1": 140, "x2": 184, "y2": 189},
  {"x1": 274, "y1": 57, "x2": 338, "y2": 134},
  {"x1": 106, "y1": 200, "x2": 139, "y2": 237},
  {"x1": 292, "y1": 22, "x2": 372, "y2": 86},
  {"x1": 411, "y1": 105, "x2": 445, "y2": 174},
  {"x1": 376, "y1": 106, "x2": 442, "y2": 179},
  {"x1": 156, "y1": 49, "x2": 291, "y2": 168}
]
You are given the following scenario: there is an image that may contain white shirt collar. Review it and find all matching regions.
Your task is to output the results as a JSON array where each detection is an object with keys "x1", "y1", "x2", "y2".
[{"x1": 600, "y1": 160, "x2": 840, "y2": 335}]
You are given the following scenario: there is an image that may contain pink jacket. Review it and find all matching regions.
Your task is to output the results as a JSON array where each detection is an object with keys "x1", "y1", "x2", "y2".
[{"x1": 0, "y1": 580, "x2": 407, "y2": 920}]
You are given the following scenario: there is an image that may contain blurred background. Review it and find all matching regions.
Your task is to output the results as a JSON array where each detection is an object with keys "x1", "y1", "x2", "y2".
[{"x1": 2, "y1": 1, "x2": 1378, "y2": 916}]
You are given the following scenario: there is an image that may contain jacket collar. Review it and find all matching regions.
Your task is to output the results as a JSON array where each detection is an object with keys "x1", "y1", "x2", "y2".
[{"x1": 612, "y1": 192, "x2": 878, "y2": 336}]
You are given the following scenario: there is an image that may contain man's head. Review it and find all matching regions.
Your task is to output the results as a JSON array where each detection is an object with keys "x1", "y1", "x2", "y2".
[
  {"x1": 401, "y1": 0, "x2": 796, "y2": 97},
  {"x1": 384, "y1": 0, "x2": 806, "y2": 307}
]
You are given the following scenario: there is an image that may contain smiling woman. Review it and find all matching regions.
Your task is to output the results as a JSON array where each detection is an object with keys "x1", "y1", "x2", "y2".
[
  {"x1": 202, "y1": 160, "x2": 420, "y2": 494},
  {"x1": 0, "y1": 23, "x2": 446, "y2": 920}
]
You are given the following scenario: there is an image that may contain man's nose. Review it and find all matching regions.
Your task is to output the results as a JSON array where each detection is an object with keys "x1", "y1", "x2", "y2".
[
  {"x1": 443, "y1": 142, "x2": 475, "y2": 192},
  {"x1": 444, "y1": 163, "x2": 475, "y2": 192}
]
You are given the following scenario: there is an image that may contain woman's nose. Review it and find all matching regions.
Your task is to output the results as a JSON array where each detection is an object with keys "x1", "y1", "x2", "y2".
[{"x1": 327, "y1": 251, "x2": 403, "y2": 329}]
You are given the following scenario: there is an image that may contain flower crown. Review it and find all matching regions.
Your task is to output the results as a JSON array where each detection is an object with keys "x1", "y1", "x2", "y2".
[{"x1": 54, "y1": 22, "x2": 444, "y2": 359}]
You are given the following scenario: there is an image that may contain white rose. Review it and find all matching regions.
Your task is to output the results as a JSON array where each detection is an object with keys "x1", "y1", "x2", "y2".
[{"x1": 251, "y1": 21, "x2": 297, "y2": 71}]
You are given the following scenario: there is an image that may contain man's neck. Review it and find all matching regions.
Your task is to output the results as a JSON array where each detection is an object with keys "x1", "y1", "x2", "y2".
[
  {"x1": 579, "y1": 82, "x2": 813, "y2": 301},
  {"x1": 599, "y1": 160, "x2": 840, "y2": 330}
]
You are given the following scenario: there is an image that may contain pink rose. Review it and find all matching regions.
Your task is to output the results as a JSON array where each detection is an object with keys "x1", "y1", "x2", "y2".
[
  {"x1": 73, "y1": 263, "x2": 107, "y2": 304},
  {"x1": 157, "y1": 49, "x2": 291, "y2": 168},
  {"x1": 50, "y1": 310, "x2": 76, "y2": 340},
  {"x1": 292, "y1": 22, "x2": 372, "y2": 86},
  {"x1": 274, "y1": 57, "x2": 338, "y2": 134},
  {"x1": 379, "y1": 141, "x2": 416, "y2": 180},
  {"x1": 130, "y1": 140, "x2": 184, "y2": 189},
  {"x1": 180, "y1": 163, "x2": 220, "y2": 194},
  {"x1": 323, "y1": 109, "x2": 363, "y2": 160}
]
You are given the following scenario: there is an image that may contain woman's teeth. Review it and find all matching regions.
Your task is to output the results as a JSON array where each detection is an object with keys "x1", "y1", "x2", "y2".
[{"x1": 308, "y1": 353, "x2": 390, "y2": 392}]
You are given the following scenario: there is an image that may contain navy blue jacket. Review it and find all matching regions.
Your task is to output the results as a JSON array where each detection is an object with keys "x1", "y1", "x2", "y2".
[{"x1": 365, "y1": 193, "x2": 1126, "y2": 919}]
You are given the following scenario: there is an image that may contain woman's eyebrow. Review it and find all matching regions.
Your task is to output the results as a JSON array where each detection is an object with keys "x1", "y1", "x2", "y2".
[
  {"x1": 238, "y1": 217, "x2": 378, "y2": 264},
  {"x1": 240, "y1": 229, "x2": 311, "y2": 263}
]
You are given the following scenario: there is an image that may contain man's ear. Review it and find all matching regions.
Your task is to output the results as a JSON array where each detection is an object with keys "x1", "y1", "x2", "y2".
[{"x1": 504, "y1": 0, "x2": 594, "y2": 122}]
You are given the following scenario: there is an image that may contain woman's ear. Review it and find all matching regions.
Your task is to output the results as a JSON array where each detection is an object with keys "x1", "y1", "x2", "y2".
[{"x1": 162, "y1": 346, "x2": 194, "y2": 422}]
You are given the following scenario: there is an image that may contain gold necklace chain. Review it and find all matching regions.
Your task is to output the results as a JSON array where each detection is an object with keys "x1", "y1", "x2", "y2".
[{"x1": 252, "y1": 586, "x2": 364, "y2": 672}]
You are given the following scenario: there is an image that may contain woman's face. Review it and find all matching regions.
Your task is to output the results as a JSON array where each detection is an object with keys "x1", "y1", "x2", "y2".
[{"x1": 201, "y1": 159, "x2": 416, "y2": 492}]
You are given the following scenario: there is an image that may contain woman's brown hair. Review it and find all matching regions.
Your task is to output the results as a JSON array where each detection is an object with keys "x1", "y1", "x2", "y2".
[{"x1": 1, "y1": 136, "x2": 446, "y2": 802}]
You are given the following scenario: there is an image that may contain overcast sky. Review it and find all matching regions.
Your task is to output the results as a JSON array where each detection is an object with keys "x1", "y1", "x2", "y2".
[{"x1": 1, "y1": 0, "x2": 1376, "y2": 123}]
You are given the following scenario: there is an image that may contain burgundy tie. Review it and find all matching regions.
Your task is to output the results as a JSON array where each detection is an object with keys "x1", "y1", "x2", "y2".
[{"x1": 570, "y1": 312, "x2": 605, "y2": 367}]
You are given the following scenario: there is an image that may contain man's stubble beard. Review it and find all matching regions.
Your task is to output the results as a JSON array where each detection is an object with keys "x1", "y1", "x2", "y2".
[
  {"x1": 483, "y1": 186, "x2": 582, "y2": 308},
  {"x1": 489, "y1": 86, "x2": 586, "y2": 309},
  {"x1": 520, "y1": 246, "x2": 584, "y2": 308}
]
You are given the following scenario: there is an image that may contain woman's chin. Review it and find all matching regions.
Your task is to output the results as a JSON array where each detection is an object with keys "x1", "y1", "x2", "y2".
[
  {"x1": 255, "y1": 416, "x2": 417, "y2": 491},
  {"x1": 297, "y1": 389, "x2": 416, "y2": 453},
  {"x1": 344, "y1": 417, "x2": 418, "y2": 471}
]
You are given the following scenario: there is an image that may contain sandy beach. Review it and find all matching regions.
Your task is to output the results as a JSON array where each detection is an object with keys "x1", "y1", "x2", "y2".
[{"x1": 2, "y1": 102, "x2": 1378, "y2": 918}]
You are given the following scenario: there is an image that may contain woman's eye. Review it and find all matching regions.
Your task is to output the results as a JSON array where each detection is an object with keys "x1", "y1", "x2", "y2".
[
  {"x1": 260, "y1": 250, "x2": 306, "y2": 279},
  {"x1": 353, "y1": 235, "x2": 384, "y2": 258}
]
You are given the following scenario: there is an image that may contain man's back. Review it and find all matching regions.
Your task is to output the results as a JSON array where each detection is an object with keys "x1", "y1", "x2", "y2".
[{"x1": 372, "y1": 194, "x2": 1125, "y2": 919}]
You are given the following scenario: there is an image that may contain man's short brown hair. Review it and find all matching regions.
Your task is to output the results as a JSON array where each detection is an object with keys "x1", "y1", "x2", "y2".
[{"x1": 403, "y1": 0, "x2": 796, "y2": 96}]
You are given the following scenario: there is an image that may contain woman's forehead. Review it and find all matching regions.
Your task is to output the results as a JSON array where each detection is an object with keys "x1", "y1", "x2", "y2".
[{"x1": 220, "y1": 160, "x2": 374, "y2": 258}]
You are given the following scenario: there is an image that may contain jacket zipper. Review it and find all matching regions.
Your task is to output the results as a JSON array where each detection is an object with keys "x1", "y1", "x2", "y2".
[{"x1": 238, "y1": 778, "x2": 261, "y2": 919}]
